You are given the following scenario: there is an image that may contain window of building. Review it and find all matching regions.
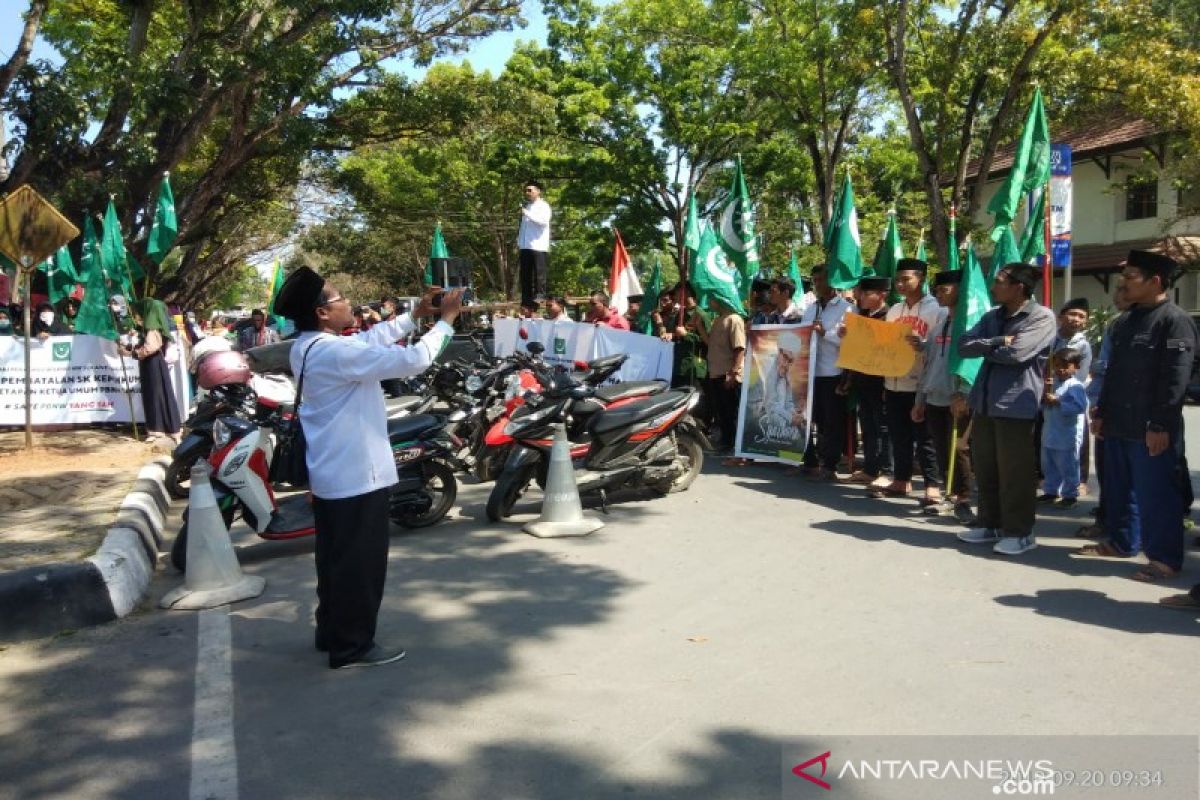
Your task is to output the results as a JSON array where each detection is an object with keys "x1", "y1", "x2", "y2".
[{"x1": 1125, "y1": 179, "x2": 1158, "y2": 220}]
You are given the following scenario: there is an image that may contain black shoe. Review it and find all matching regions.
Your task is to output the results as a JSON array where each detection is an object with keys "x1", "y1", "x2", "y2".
[
  {"x1": 1058, "y1": 497, "x2": 1077, "y2": 509},
  {"x1": 1036, "y1": 494, "x2": 1059, "y2": 504},
  {"x1": 332, "y1": 645, "x2": 406, "y2": 670}
]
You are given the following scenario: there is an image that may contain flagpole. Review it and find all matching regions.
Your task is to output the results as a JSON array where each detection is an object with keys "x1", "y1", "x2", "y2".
[
  {"x1": 1042, "y1": 181, "x2": 1052, "y2": 307},
  {"x1": 947, "y1": 424, "x2": 957, "y2": 499},
  {"x1": 21, "y1": 265, "x2": 33, "y2": 448}
]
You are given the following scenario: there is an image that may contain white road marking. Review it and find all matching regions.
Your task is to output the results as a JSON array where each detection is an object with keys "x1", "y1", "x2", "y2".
[{"x1": 190, "y1": 608, "x2": 239, "y2": 800}]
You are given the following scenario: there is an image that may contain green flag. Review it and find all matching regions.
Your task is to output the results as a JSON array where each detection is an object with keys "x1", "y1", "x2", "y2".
[
  {"x1": 146, "y1": 173, "x2": 178, "y2": 265},
  {"x1": 988, "y1": 87, "x2": 1051, "y2": 239},
  {"x1": 684, "y1": 191, "x2": 701, "y2": 254},
  {"x1": 38, "y1": 245, "x2": 79, "y2": 305},
  {"x1": 949, "y1": 240, "x2": 991, "y2": 386},
  {"x1": 635, "y1": 256, "x2": 663, "y2": 335},
  {"x1": 825, "y1": 171, "x2": 864, "y2": 290},
  {"x1": 126, "y1": 252, "x2": 145, "y2": 283},
  {"x1": 872, "y1": 209, "x2": 904, "y2": 303},
  {"x1": 692, "y1": 222, "x2": 746, "y2": 315},
  {"x1": 989, "y1": 224, "x2": 1021, "y2": 281},
  {"x1": 266, "y1": 261, "x2": 286, "y2": 330},
  {"x1": 426, "y1": 222, "x2": 449, "y2": 286},
  {"x1": 100, "y1": 200, "x2": 135, "y2": 300},
  {"x1": 1019, "y1": 190, "x2": 1047, "y2": 263},
  {"x1": 786, "y1": 248, "x2": 802, "y2": 289},
  {"x1": 74, "y1": 216, "x2": 118, "y2": 340},
  {"x1": 717, "y1": 157, "x2": 760, "y2": 293}
]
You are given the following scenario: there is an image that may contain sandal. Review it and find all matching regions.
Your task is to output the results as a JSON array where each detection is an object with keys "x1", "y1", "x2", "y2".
[
  {"x1": 1074, "y1": 524, "x2": 1105, "y2": 539},
  {"x1": 1158, "y1": 592, "x2": 1200, "y2": 611},
  {"x1": 1131, "y1": 561, "x2": 1180, "y2": 583},
  {"x1": 869, "y1": 485, "x2": 909, "y2": 499},
  {"x1": 918, "y1": 496, "x2": 942, "y2": 507},
  {"x1": 721, "y1": 457, "x2": 751, "y2": 467},
  {"x1": 1071, "y1": 541, "x2": 1130, "y2": 558}
]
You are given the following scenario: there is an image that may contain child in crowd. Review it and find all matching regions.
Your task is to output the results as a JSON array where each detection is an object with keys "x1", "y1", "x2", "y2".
[{"x1": 1039, "y1": 347, "x2": 1088, "y2": 508}]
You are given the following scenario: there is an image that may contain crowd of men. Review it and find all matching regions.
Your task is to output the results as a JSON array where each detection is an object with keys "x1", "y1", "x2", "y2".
[{"x1": 516, "y1": 250, "x2": 1197, "y2": 595}]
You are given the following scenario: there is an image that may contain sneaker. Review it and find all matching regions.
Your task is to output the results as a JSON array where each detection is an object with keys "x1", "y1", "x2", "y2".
[
  {"x1": 332, "y1": 645, "x2": 407, "y2": 670},
  {"x1": 994, "y1": 535, "x2": 1037, "y2": 555},
  {"x1": 952, "y1": 502, "x2": 976, "y2": 525},
  {"x1": 1058, "y1": 497, "x2": 1078, "y2": 509},
  {"x1": 957, "y1": 527, "x2": 1000, "y2": 544},
  {"x1": 1036, "y1": 494, "x2": 1060, "y2": 504}
]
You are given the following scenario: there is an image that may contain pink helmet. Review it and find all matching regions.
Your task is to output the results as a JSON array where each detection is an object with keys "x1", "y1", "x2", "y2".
[{"x1": 196, "y1": 350, "x2": 251, "y2": 389}]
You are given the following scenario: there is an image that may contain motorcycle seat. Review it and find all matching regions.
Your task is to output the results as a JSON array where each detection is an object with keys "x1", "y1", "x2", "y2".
[
  {"x1": 387, "y1": 413, "x2": 441, "y2": 442},
  {"x1": 593, "y1": 380, "x2": 668, "y2": 403},
  {"x1": 587, "y1": 354, "x2": 626, "y2": 371},
  {"x1": 387, "y1": 395, "x2": 426, "y2": 413},
  {"x1": 588, "y1": 390, "x2": 690, "y2": 435}
]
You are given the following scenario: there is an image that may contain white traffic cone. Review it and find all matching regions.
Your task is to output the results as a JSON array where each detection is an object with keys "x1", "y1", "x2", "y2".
[
  {"x1": 523, "y1": 423, "x2": 604, "y2": 538},
  {"x1": 161, "y1": 462, "x2": 266, "y2": 610}
]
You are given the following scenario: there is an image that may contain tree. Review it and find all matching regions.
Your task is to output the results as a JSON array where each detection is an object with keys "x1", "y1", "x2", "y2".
[
  {"x1": 733, "y1": 0, "x2": 883, "y2": 232},
  {"x1": 2, "y1": 0, "x2": 520, "y2": 305},
  {"x1": 539, "y1": 0, "x2": 757, "y2": 268},
  {"x1": 880, "y1": 0, "x2": 1088, "y2": 263}
]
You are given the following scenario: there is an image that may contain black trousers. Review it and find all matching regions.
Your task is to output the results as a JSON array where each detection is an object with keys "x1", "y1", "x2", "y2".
[
  {"x1": 518, "y1": 249, "x2": 548, "y2": 306},
  {"x1": 885, "y1": 389, "x2": 938, "y2": 484},
  {"x1": 709, "y1": 377, "x2": 742, "y2": 451},
  {"x1": 313, "y1": 486, "x2": 392, "y2": 667},
  {"x1": 812, "y1": 376, "x2": 847, "y2": 470},
  {"x1": 926, "y1": 405, "x2": 973, "y2": 497},
  {"x1": 857, "y1": 381, "x2": 891, "y2": 478}
]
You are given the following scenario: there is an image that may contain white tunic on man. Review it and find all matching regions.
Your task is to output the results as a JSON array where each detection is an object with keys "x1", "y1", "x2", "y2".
[
  {"x1": 517, "y1": 198, "x2": 552, "y2": 251},
  {"x1": 290, "y1": 313, "x2": 453, "y2": 500}
]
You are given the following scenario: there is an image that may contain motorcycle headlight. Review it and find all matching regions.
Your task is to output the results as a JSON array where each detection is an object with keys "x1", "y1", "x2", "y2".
[
  {"x1": 465, "y1": 375, "x2": 484, "y2": 394},
  {"x1": 213, "y1": 418, "x2": 231, "y2": 449},
  {"x1": 504, "y1": 401, "x2": 563, "y2": 436}
]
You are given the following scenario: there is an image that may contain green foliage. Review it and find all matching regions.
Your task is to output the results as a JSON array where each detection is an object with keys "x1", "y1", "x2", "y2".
[{"x1": 207, "y1": 263, "x2": 268, "y2": 312}]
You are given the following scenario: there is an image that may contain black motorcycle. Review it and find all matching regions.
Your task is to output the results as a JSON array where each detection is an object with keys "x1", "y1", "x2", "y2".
[{"x1": 485, "y1": 372, "x2": 708, "y2": 522}]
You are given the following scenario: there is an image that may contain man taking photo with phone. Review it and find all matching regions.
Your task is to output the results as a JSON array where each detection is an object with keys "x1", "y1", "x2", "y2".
[{"x1": 275, "y1": 267, "x2": 463, "y2": 669}]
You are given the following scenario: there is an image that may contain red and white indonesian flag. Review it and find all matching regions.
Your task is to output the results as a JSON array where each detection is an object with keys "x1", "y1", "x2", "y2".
[{"x1": 608, "y1": 229, "x2": 642, "y2": 315}]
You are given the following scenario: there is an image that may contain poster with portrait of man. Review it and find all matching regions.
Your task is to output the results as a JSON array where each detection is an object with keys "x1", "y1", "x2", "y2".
[{"x1": 734, "y1": 323, "x2": 815, "y2": 464}]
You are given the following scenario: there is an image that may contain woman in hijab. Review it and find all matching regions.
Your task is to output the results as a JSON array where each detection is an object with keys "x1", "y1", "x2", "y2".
[
  {"x1": 31, "y1": 301, "x2": 71, "y2": 338},
  {"x1": 123, "y1": 298, "x2": 181, "y2": 441},
  {"x1": 55, "y1": 297, "x2": 81, "y2": 332}
]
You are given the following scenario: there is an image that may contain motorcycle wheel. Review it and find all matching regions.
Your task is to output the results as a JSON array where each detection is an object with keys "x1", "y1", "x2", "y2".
[
  {"x1": 652, "y1": 432, "x2": 704, "y2": 495},
  {"x1": 393, "y1": 461, "x2": 458, "y2": 528},
  {"x1": 486, "y1": 464, "x2": 536, "y2": 522},
  {"x1": 171, "y1": 503, "x2": 237, "y2": 572},
  {"x1": 164, "y1": 450, "x2": 206, "y2": 499}
]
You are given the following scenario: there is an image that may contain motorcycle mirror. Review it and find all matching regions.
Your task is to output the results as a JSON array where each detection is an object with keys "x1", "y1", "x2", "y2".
[{"x1": 526, "y1": 341, "x2": 545, "y2": 355}]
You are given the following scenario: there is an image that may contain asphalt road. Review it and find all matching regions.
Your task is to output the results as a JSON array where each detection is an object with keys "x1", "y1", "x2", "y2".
[{"x1": 1, "y1": 411, "x2": 1198, "y2": 800}]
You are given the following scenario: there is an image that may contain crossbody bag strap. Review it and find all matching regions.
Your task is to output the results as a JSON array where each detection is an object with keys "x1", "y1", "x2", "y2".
[{"x1": 293, "y1": 337, "x2": 322, "y2": 413}]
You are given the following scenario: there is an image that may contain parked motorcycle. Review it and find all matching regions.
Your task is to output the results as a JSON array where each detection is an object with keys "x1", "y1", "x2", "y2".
[
  {"x1": 485, "y1": 373, "x2": 708, "y2": 522},
  {"x1": 473, "y1": 343, "x2": 667, "y2": 483},
  {"x1": 171, "y1": 407, "x2": 468, "y2": 571}
]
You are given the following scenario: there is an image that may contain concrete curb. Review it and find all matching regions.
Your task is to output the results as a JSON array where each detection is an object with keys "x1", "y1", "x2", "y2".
[{"x1": 0, "y1": 456, "x2": 172, "y2": 643}]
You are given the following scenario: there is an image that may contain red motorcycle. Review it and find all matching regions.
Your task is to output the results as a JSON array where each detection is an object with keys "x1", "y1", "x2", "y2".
[{"x1": 485, "y1": 369, "x2": 708, "y2": 521}]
